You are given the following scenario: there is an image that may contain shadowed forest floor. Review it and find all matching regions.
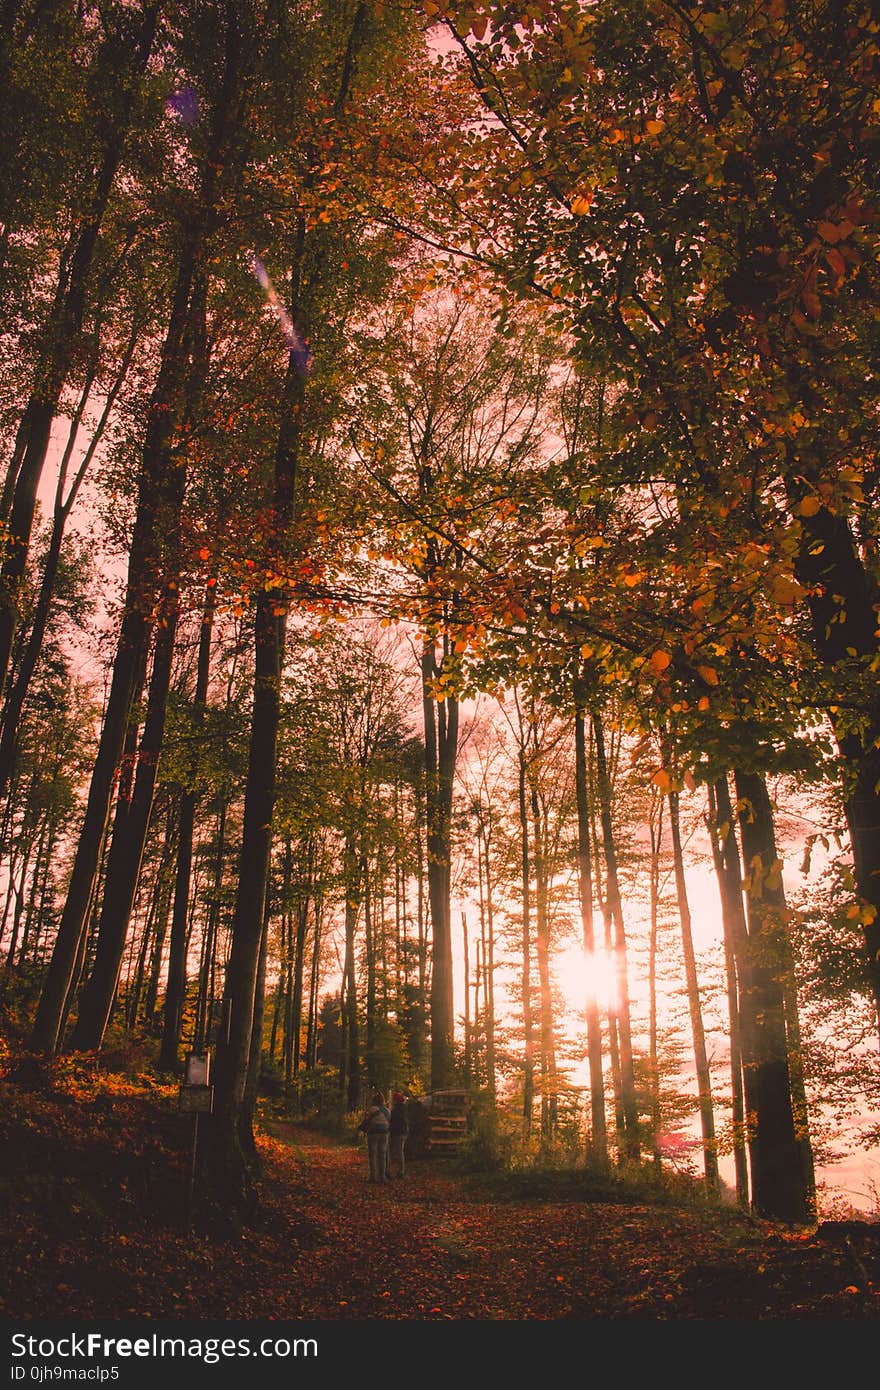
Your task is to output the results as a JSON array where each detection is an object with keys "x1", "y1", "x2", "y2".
[{"x1": 1, "y1": 1071, "x2": 879, "y2": 1322}]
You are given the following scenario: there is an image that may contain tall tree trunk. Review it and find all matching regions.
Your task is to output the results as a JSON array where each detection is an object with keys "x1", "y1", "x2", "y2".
[
  {"x1": 475, "y1": 809, "x2": 496, "y2": 1104},
  {"x1": 461, "y1": 910, "x2": 471, "y2": 1085},
  {"x1": 195, "y1": 801, "x2": 226, "y2": 1051},
  {"x1": 592, "y1": 708, "x2": 640, "y2": 1162},
  {"x1": 574, "y1": 707, "x2": 607, "y2": 1163},
  {"x1": 736, "y1": 770, "x2": 816, "y2": 1219},
  {"x1": 160, "y1": 579, "x2": 216, "y2": 1072},
  {"x1": 517, "y1": 745, "x2": 535, "y2": 1134},
  {"x1": 342, "y1": 831, "x2": 361, "y2": 1109},
  {"x1": 647, "y1": 793, "x2": 663, "y2": 1171},
  {"x1": 143, "y1": 812, "x2": 178, "y2": 1023},
  {"x1": 70, "y1": 596, "x2": 180, "y2": 1050},
  {"x1": 733, "y1": 768, "x2": 813, "y2": 1224},
  {"x1": 363, "y1": 848, "x2": 376, "y2": 1084},
  {"x1": 667, "y1": 785, "x2": 719, "y2": 1192},
  {"x1": 422, "y1": 638, "x2": 458, "y2": 1090},
  {"x1": 291, "y1": 843, "x2": 312, "y2": 1079},
  {"x1": 239, "y1": 886, "x2": 272, "y2": 1158},
  {"x1": 707, "y1": 778, "x2": 750, "y2": 1209},
  {"x1": 530, "y1": 776, "x2": 557, "y2": 1140},
  {"x1": 306, "y1": 890, "x2": 323, "y2": 1071},
  {"x1": 207, "y1": 585, "x2": 286, "y2": 1202}
]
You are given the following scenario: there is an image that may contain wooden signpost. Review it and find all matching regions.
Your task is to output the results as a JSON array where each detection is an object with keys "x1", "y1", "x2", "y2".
[{"x1": 179, "y1": 1051, "x2": 213, "y2": 1229}]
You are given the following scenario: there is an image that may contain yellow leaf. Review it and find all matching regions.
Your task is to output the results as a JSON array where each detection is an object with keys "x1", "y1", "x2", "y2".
[
  {"x1": 772, "y1": 574, "x2": 803, "y2": 606},
  {"x1": 571, "y1": 191, "x2": 593, "y2": 215},
  {"x1": 550, "y1": 283, "x2": 563, "y2": 298},
  {"x1": 798, "y1": 495, "x2": 821, "y2": 517},
  {"x1": 651, "y1": 768, "x2": 671, "y2": 792},
  {"x1": 644, "y1": 118, "x2": 665, "y2": 135},
  {"x1": 696, "y1": 664, "x2": 719, "y2": 686}
]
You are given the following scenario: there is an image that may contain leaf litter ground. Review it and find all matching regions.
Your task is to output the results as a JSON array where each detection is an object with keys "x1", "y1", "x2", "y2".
[{"x1": 1, "y1": 1072, "x2": 878, "y2": 1321}]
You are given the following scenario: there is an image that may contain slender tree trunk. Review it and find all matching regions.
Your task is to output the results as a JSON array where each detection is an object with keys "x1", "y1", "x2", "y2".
[
  {"x1": 422, "y1": 638, "x2": 457, "y2": 1090},
  {"x1": 707, "y1": 778, "x2": 750, "y2": 1208},
  {"x1": 411, "y1": 778, "x2": 428, "y2": 1077},
  {"x1": 291, "y1": 844, "x2": 312, "y2": 1079},
  {"x1": 208, "y1": 586, "x2": 286, "y2": 1200},
  {"x1": 592, "y1": 793, "x2": 624, "y2": 1154},
  {"x1": 517, "y1": 746, "x2": 535, "y2": 1134},
  {"x1": 667, "y1": 785, "x2": 719, "y2": 1191},
  {"x1": 574, "y1": 708, "x2": 607, "y2": 1164},
  {"x1": 648, "y1": 793, "x2": 663, "y2": 1171},
  {"x1": 363, "y1": 849, "x2": 375, "y2": 1084},
  {"x1": 342, "y1": 832, "x2": 360, "y2": 1109},
  {"x1": 592, "y1": 708, "x2": 640, "y2": 1162},
  {"x1": 71, "y1": 597, "x2": 180, "y2": 1050},
  {"x1": 239, "y1": 886, "x2": 272, "y2": 1158},
  {"x1": 462, "y1": 910, "x2": 471, "y2": 1085},
  {"x1": 530, "y1": 777, "x2": 557, "y2": 1140},
  {"x1": 306, "y1": 890, "x2": 323, "y2": 1071},
  {"x1": 195, "y1": 801, "x2": 226, "y2": 1052},
  {"x1": 143, "y1": 813, "x2": 178, "y2": 1023},
  {"x1": 160, "y1": 579, "x2": 216, "y2": 1072},
  {"x1": 475, "y1": 811, "x2": 497, "y2": 1104}
]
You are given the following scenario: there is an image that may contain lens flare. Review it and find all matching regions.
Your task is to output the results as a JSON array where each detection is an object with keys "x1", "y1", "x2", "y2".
[
  {"x1": 166, "y1": 86, "x2": 199, "y2": 126},
  {"x1": 249, "y1": 253, "x2": 312, "y2": 374}
]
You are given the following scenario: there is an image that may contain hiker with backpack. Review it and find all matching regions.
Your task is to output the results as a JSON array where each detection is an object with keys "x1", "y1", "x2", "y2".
[{"x1": 360, "y1": 1090, "x2": 391, "y2": 1183}]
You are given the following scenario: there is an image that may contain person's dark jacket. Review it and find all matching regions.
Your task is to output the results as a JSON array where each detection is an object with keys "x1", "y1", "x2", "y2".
[{"x1": 389, "y1": 1099, "x2": 408, "y2": 1136}]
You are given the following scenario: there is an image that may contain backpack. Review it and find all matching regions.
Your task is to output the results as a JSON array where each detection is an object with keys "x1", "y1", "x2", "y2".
[{"x1": 361, "y1": 1105, "x2": 389, "y2": 1134}]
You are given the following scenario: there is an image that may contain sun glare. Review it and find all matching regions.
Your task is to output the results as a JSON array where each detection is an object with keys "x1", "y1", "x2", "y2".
[{"x1": 558, "y1": 946, "x2": 620, "y2": 1015}]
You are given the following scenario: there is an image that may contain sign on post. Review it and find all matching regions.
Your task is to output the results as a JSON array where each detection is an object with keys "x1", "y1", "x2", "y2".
[
  {"x1": 179, "y1": 1050, "x2": 213, "y2": 1113},
  {"x1": 179, "y1": 1051, "x2": 213, "y2": 1231}
]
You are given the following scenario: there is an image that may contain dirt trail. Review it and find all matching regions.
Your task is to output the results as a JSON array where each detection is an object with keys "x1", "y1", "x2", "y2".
[
  {"x1": 2, "y1": 1091, "x2": 878, "y2": 1322},
  {"x1": 256, "y1": 1122, "x2": 879, "y2": 1320}
]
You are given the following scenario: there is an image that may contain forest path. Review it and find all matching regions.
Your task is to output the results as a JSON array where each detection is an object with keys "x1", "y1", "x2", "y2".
[
  {"x1": 2, "y1": 1080, "x2": 878, "y2": 1322},
  {"x1": 255, "y1": 1120, "x2": 878, "y2": 1319}
]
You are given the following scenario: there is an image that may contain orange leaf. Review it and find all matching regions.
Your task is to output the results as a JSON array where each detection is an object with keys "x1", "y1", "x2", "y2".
[
  {"x1": 817, "y1": 219, "x2": 854, "y2": 243},
  {"x1": 649, "y1": 649, "x2": 672, "y2": 674}
]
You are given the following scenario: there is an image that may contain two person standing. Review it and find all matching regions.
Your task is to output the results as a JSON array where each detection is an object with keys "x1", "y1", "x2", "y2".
[{"x1": 361, "y1": 1089, "x2": 408, "y2": 1183}]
